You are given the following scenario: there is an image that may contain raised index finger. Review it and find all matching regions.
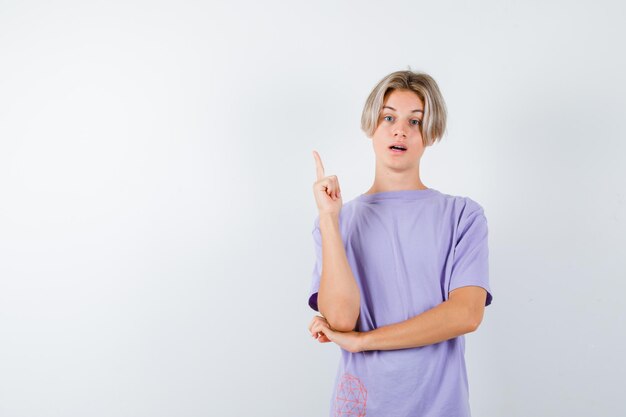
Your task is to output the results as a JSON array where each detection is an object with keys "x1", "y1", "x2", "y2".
[{"x1": 312, "y1": 150, "x2": 325, "y2": 181}]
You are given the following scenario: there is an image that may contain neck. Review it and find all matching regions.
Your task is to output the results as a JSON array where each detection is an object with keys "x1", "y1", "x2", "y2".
[{"x1": 365, "y1": 163, "x2": 426, "y2": 194}]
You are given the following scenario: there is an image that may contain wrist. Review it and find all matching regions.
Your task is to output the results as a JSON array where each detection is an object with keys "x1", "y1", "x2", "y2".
[
  {"x1": 319, "y1": 211, "x2": 339, "y2": 220},
  {"x1": 318, "y1": 212, "x2": 340, "y2": 227},
  {"x1": 358, "y1": 331, "x2": 372, "y2": 352}
]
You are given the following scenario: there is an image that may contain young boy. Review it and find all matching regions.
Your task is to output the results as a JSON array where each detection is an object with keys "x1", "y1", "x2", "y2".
[{"x1": 307, "y1": 69, "x2": 493, "y2": 416}]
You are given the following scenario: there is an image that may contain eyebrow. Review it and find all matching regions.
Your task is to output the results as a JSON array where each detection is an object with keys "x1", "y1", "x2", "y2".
[{"x1": 382, "y1": 105, "x2": 423, "y2": 114}]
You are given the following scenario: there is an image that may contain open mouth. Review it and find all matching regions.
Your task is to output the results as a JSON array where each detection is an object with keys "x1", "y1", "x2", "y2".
[{"x1": 389, "y1": 145, "x2": 407, "y2": 152}]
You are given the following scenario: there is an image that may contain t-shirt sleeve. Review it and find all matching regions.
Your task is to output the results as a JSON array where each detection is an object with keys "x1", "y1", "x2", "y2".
[
  {"x1": 448, "y1": 200, "x2": 493, "y2": 306},
  {"x1": 308, "y1": 216, "x2": 322, "y2": 312}
]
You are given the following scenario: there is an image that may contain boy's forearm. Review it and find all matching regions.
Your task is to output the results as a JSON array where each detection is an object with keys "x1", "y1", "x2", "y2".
[
  {"x1": 360, "y1": 300, "x2": 475, "y2": 351},
  {"x1": 317, "y1": 213, "x2": 361, "y2": 332}
]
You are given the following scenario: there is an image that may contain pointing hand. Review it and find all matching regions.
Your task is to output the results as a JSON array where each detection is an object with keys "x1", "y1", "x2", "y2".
[{"x1": 312, "y1": 150, "x2": 342, "y2": 216}]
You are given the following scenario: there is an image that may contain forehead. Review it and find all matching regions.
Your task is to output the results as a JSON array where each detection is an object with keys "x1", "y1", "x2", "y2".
[{"x1": 383, "y1": 89, "x2": 423, "y2": 110}]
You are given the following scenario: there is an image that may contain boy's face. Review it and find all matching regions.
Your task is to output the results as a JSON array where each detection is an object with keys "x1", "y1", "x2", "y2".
[{"x1": 371, "y1": 89, "x2": 427, "y2": 170}]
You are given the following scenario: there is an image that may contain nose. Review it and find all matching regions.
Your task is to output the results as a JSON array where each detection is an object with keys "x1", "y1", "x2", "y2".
[{"x1": 393, "y1": 126, "x2": 407, "y2": 138}]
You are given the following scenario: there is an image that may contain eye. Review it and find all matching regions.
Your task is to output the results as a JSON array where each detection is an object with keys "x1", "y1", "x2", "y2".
[
  {"x1": 383, "y1": 115, "x2": 393, "y2": 122},
  {"x1": 410, "y1": 119, "x2": 422, "y2": 126}
]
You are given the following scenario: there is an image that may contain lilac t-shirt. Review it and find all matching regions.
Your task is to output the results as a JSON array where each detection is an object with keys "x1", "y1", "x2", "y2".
[{"x1": 308, "y1": 188, "x2": 493, "y2": 417}]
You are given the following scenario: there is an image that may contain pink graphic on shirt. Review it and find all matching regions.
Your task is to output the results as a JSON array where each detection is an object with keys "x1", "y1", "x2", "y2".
[{"x1": 334, "y1": 372, "x2": 368, "y2": 416}]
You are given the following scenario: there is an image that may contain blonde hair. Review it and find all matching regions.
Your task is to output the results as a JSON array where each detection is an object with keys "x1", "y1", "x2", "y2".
[{"x1": 360, "y1": 69, "x2": 448, "y2": 146}]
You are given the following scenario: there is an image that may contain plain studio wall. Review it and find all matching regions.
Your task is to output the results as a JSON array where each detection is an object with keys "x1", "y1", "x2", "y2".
[{"x1": 1, "y1": 1, "x2": 624, "y2": 416}]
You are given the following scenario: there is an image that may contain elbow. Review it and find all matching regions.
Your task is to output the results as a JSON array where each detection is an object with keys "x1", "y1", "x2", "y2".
[
  {"x1": 318, "y1": 295, "x2": 360, "y2": 332},
  {"x1": 328, "y1": 318, "x2": 358, "y2": 332},
  {"x1": 465, "y1": 313, "x2": 483, "y2": 333},
  {"x1": 466, "y1": 319, "x2": 479, "y2": 333},
  {"x1": 463, "y1": 303, "x2": 485, "y2": 333},
  {"x1": 319, "y1": 306, "x2": 359, "y2": 332}
]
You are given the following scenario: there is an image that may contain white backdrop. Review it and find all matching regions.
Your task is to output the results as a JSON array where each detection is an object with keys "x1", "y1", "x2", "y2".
[{"x1": 1, "y1": 1, "x2": 625, "y2": 416}]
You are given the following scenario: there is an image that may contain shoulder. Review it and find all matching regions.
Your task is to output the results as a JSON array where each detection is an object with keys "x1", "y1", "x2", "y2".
[
  {"x1": 435, "y1": 190, "x2": 487, "y2": 226},
  {"x1": 460, "y1": 196, "x2": 486, "y2": 217},
  {"x1": 438, "y1": 189, "x2": 484, "y2": 209}
]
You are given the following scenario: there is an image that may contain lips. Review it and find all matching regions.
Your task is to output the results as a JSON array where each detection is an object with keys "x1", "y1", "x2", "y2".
[{"x1": 389, "y1": 142, "x2": 407, "y2": 152}]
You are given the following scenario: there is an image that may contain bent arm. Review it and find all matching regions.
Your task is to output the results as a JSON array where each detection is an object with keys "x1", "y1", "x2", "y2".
[
  {"x1": 360, "y1": 286, "x2": 487, "y2": 351},
  {"x1": 317, "y1": 213, "x2": 360, "y2": 332}
]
